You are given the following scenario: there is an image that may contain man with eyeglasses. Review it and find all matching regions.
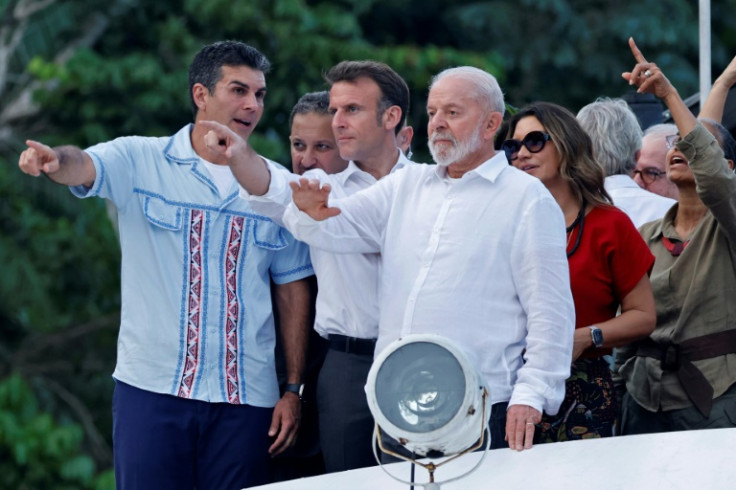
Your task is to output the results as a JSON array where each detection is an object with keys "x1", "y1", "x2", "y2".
[
  {"x1": 577, "y1": 98, "x2": 676, "y2": 228},
  {"x1": 634, "y1": 123, "x2": 680, "y2": 200}
]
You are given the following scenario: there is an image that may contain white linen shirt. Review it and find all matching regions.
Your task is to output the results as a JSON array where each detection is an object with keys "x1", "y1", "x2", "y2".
[
  {"x1": 240, "y1": 151, "x2": 413, "y2": 340},
  {"x1": 283, "y1": 152, "x2": 575, "y2": 414},
  {"x1": 604, "y1": 175, "x2": 676, "y2": 228},
  {"x1": 70, "y1": 124, "x2": 313, "y2": 407}
]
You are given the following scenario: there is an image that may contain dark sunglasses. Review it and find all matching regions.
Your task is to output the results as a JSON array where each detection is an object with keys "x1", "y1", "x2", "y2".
[{"x1": 501, "y1": 131, "x2": 552, "y2": 161}]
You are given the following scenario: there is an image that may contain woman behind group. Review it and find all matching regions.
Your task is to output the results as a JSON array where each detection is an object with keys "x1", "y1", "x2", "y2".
[
  {"x1": 502, "y1": 102, "x2": 656, "y2": 441},
  {"x1": 617, "y1": 39, "x2": 736, "y2": 433}
]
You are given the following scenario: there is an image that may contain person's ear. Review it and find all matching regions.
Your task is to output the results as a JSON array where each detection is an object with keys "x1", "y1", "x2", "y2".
[
  {"x1": 634, "y1": 149, "x2": 641, "y2": 163},
  {"x1": 728, "y1": 158, "x2": 735, "y2": 171},
  {"x1": 398, "y1": 125, "x2": 414, "y2": 152},
  {"x1": 192, "y1": 83, "x2": 209, "y2": 113},
  {"x1": 383, "y1": 106, "x2": 402, "y2": 133},
  {"x1": 485, "y1": 112, "x2": 504, "y2": 141}
]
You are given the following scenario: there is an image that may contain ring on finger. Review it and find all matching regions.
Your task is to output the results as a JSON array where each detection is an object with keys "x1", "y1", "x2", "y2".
[{"x1": 643, "y1": 69, "x2": 653, "y2": 78}]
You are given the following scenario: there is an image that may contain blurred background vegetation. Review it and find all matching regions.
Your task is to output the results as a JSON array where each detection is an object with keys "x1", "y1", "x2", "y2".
[{"x1": 2, "y1": 0, "x2": 735, "y2": 486}]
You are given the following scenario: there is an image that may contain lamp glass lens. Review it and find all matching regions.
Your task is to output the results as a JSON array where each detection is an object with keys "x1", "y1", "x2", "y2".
[{"x1": 375, "y1": 342, "x2": 466, "y2": 433}]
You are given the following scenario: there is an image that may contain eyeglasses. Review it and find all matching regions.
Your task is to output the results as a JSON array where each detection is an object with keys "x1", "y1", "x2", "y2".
[
  {"x1": 665, "y1": 134, "x2": 681, "y2": 149},
  {"x1": 633, "y1": 167, "x2": 667, "y2": 185},
  {"x1": 501, "y1": 131, "x2": 552, "y2": 161}
]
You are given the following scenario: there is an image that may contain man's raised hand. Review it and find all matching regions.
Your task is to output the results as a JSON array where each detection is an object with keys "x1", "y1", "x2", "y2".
[
  {"x1": 289, "y1": 178, "x2": 341, "y2": 221},
  {"x1": 198, "y1": 120, "x2": 248, "y2": 160}
]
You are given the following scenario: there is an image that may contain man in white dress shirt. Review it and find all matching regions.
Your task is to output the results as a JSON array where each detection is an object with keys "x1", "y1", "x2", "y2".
[
  {"x1": 200, "y1": 61, "x2": 413, "y2": 470},
  {"x1": 281, "y1": 66, "x2": 575, "y2": 451},
  {"x1": 577, "y1": 98, "x2": 676, "y2": 228}
]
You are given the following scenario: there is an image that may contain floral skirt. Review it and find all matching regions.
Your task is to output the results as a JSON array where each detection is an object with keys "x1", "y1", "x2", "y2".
[{"x1": 534, "y1": 357, "x2": 619, "y2": 443}]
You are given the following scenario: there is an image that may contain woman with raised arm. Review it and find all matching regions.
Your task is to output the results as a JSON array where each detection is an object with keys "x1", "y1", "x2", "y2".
[
  {"x1": 699, "y1": 55, "x2": 736, "y2": 124},
  {"x1": 616, "y1": 38, "x2": 736, "y2": 434},
  {"x1": 501, "y1": 101, "x2": 656, "y2": 442}
]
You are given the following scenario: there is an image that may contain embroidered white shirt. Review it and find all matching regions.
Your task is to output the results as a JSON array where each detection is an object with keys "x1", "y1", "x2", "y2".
[{"x1": 72, "y1": 125, "x2": 313, "y2": 407}]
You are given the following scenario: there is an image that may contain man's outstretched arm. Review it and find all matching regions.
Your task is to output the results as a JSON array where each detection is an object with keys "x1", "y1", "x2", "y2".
[{"x1": 19, "y1": 140, "x2": 96, "y2": 188}]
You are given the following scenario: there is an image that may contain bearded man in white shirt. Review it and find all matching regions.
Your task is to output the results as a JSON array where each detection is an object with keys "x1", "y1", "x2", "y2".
[{"x1": 280, "y1": 66, "x2": 575, "y2": 451}]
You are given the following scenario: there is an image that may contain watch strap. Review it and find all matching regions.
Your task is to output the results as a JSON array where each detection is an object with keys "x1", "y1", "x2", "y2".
[{"x1": 284, "y1": 383, "x2": 304, "y2": 400}]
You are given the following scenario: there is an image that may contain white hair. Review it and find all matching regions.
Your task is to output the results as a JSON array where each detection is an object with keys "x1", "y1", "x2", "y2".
[
  {"x1": 643, "y1": 123, "x2": 678, "y2": 139},
  {"x1": 430, "y1": 66, "x2": 505, "y2": 114},
  {"x1": 577, "y1": 97, "x2": 642, "y2": 176}
]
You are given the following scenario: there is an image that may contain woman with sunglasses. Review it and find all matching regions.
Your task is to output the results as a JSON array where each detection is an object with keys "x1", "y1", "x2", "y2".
[
  {"x1": 616, "y1": 39, "x2": 736, "y2": 434},
  {"x1": 501, "y1": 102, "x2": 656, "y2": 442}
]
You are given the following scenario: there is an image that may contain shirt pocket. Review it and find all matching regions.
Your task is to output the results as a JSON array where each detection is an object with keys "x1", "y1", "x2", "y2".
[
  {"x1": 252, "y1": 219, "x2": 287, "y2": 251},
  {"x1": 143, "y1": 195, "x2": 183, "y2": 231}
]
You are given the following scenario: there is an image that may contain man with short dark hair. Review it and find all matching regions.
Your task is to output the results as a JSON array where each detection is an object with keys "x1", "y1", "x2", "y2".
[
  {"x1": 288, "y1": 91, "x2": 348, "y2": 175},
  {"x1": 18, "y1": 40, "x2": 313, "y2": 489},
  {"x1": 200, "y1": 59, "x2": 413, "y2": 471}
]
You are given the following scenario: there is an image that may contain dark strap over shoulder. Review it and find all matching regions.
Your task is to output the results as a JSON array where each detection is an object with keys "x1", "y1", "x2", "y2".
[{"x1": 636, "y1": 329, "x2": 736, "y2": 417}]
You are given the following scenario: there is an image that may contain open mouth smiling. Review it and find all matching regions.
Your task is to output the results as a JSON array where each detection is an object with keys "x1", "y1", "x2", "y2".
[{"x1": 669, "y1": 155, "x2": 687, "y2": 167}]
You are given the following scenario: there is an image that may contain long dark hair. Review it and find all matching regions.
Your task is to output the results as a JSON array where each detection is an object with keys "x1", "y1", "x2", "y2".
[{"x1": 505, "y1": 102, "x2": 612, "y2": 207}]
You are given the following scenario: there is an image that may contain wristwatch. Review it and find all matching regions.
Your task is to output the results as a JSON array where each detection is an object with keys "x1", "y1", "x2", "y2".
[
  {"x1": 588, "y1": 326, "x2": 604, "y2": 348},
  {"x1": 284, "y1": 383, "x2": 305, "y2": 401}
]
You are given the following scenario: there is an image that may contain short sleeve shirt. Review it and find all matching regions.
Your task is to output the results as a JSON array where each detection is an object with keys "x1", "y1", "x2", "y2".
[
  {"x1": 70, "y1": 124, "x2": 313, "y2": 407},
  {"x1": 569, "y1": 205, "x2": 654, "y2": 357}
]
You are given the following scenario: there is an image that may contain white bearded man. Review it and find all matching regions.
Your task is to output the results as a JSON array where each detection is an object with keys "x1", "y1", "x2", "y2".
[{"x1": 281, "y1": 66, "x2": 576, "y2": 451}]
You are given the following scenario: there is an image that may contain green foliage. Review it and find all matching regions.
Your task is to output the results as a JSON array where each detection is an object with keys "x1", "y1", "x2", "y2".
[
  {"x1": 0, "y1": 373, "x2": 114, "y2": 490},
  {"x1": 436, "y1": 0, "x2": 702, "y2": 109},
  {"x1": 20, "y1": 0, "x2": 506, "y2": 163},
  {"x1": 0, "y1": 161, "x2": 120, "y2": 331},
  {"x1": 2, "y1": 0, "x2": 736, "y2": 486}
]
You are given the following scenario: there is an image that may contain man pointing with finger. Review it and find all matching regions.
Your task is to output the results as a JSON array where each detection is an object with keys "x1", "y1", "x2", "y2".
[{"x1": 18, "y1": 41, "x2": 313, "y2": 489}]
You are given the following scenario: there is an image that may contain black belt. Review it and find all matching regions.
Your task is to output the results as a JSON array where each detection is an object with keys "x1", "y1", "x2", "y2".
[
  {"x1": 328, "y1": 334, "x2": 376, "y2": 356},
  {"x1": 636, "y1": 329, "x2": 736, "y2": 417}
]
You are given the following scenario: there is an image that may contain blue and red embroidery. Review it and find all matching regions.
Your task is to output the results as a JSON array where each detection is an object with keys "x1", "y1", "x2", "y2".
[
  {"x1": 178, "y1": 210, "x2": 204, "y2": 398},
  {"x1": 224, "y1": 217, "x2": 244, "y2": 403}
]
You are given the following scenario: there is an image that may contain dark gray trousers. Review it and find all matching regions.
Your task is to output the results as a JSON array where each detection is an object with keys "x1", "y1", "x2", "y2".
[{"x1": 317, "y1": 348, "x2": 377, "y2": 472}]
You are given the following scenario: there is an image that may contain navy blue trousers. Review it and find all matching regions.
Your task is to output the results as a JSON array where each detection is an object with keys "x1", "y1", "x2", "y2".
[{"x1": 113, "y1": 380, "x2": 273, "y2": 489}]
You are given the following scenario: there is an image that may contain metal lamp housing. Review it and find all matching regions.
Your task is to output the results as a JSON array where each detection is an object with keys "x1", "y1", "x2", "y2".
[{"x1": 366, "y1": 334, "x2": 489, "y2": 457}]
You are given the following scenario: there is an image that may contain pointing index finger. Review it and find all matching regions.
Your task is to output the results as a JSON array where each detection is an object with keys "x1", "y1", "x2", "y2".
[
  {"x1": 628, "y1": 37, "x2": 648, "y2": 64},
  {"x1": 25, "y1": 139, "x2": 52, "y2": 155}
]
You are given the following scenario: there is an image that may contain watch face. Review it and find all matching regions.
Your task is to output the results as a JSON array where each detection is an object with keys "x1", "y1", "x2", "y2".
[{"x1": 591, "y1": 328, "x2": 604, "y2": 347}]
